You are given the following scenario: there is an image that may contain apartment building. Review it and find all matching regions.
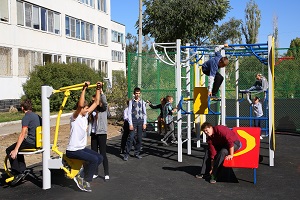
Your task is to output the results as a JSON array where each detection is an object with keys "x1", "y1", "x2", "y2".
[{"x1": 0, "y1": 0, "x2": 126, "y2": 101}]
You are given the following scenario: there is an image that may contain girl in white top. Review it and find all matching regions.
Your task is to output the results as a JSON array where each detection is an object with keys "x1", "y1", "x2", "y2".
[{"x1": 66, "y1": 81, "x2": 103, "y2": 192}]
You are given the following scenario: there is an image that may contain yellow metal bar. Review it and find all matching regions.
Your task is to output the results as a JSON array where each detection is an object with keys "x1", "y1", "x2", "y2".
[
  {"x1": 53, "y1": 83, "x2": 97, "y2": 94},
  {"x1": 52, "y1": 90, "x2": 70, "y2": 157}
]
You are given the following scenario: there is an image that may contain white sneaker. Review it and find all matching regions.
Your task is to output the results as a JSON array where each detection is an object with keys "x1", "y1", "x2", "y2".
[
  {"x1": 105, "y1": 175, "x2": 110, "y2": 180},
  {"x1": 93, "y1": 175, "x2": 98, "y2": 179},
  {"x1": 161, "y1": 139, "x2": 168, "y2": 146},
  {"x1": 260, "y1": 136, "x2": 263, "y2": 140}
]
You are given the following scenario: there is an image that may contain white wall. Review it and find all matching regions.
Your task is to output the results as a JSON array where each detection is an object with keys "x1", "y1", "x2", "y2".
[{"x1": 0, "y1": 0, "x2": 125, "y2": 100}]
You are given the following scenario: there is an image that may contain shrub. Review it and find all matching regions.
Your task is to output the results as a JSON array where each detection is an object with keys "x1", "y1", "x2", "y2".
[
  {"x1": 106, "y1": 70, "x2": 128, "y2": 121},
  {"x1": 22, "y1": 63, "x2": 102, "y2": 112}
]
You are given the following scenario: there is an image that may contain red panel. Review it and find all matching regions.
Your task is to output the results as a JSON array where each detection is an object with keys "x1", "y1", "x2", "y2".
[{"x1": 223, "y1": 127, "x2": 261, "y2": 169}]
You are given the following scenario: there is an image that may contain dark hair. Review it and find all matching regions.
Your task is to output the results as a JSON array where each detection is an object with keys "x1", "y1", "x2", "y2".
[
  {"x1": 20, "y1": 99, "x2": 32, "y2": 111},
  {"x1": 254, "y1": 96, "x2": 260, "y2": 101},
  {"x1": 133, "y1": 87, "x2": 141, "y2": 94},
  {"x1": 165, "y1": 95, "x2": 172, "y2": 102},
  {"x1": 200, "y1": 122, "x2": 213, "y2": 131}
]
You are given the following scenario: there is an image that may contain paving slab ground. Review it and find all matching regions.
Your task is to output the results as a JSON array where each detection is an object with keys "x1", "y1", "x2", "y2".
[{"x1": 1, "y1": 131, "x2": 299, "y2": 200}]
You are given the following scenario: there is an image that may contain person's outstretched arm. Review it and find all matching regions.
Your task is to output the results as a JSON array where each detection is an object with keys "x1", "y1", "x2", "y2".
[
  {"x1": 73, "y1": 81, "x2": 90, "y2": 119},
  {"x1": 88, "y1": 82, "x2": 102, "y2": 113}
]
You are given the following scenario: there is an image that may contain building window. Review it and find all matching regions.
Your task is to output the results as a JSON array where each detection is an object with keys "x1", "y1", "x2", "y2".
[
  {"x1": 66, "y1": 55, "x2": 95, "y2": 68},
  {"x1": 111, "y1": 30, "x2": 124, "y2": 43},
  {"x1": 79, "y1": 0, "x2": 94, "y2": 8},
  {"x1": 65, "y1": 16, "x2": 69, "y2": 36},
  {"x1": 41, "y1": 8, "x2": 47, "y2": 31},
  {"x1": 32, "y1": 6, "x2": 39, "y2": 29},
  {"x1": 17, "y1": 1, "x2": 60, "y2": 34},
  {"x1": 0, "y1": 0, "x2": 9, "y2": 22},
  {"x1": 98, "y1": 0, "x2": 106, "y2": 12},
  {"x1": 112, "y1": 50, "x2": 124, "y2": 62},
  {"x1": 98, "y1": 26, "x2": 107, "y2": 45},
  {"x1": 66, "y1": 15, "x2": 94, "y2": 43},
  {"x1": 0, "y1": 46, "x2": 12, "y2": 76},
  {"x1": 17, "y1": 1, "x2": 24, "y2": 25},
  {"x1": 98, "y1": 60, "x2": 108, "y2": 76},
  {"x1": 18, "y1": 49, "x2": 42, "y2": 76}
]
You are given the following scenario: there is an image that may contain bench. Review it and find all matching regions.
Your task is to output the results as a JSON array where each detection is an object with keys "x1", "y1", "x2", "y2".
[{"x1": 223, "y1": 127, "x2": 261, "y2": 184}]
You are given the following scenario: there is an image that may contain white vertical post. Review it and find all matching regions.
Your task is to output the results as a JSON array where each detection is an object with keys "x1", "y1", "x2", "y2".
[
  {"x1": 42, "y1": 85, "x2": 53, "y2": 190},
  {"x1": 194, "y1": 54, "x2": 201, "y2": 148},
  {"x1": 268, "y1": 35, "x2": 275, "y2": 166},
  {"x1": 235, "y1": 57, "x2": 240, "y2": 126},
  {"x1": 201, "y1": 56, "x2": 207, "y2": 143},
  {"x1": 185, "y1": 44, "x2": 191, "y2": 155},
  {"x1": 138, "y1": 0, "x2": 143, "y2": 87},
  {"x1": 176, "y1": 39, "x2": 182, "y2": 162},
  {"x1": 220, "y1": 49, "x2": 226, "y2": 125}
]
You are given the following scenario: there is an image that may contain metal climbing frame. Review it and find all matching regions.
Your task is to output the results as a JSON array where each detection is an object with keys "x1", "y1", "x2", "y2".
[
  {"x1": 153, "y1": 35, "x2": 275, "y2": 166},
  {"x1": 224, "y1": 35, "x2": 275, "y2": 166}
]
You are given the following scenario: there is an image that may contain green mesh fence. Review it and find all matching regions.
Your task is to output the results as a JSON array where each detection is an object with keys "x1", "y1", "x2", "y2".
[
  {"x1": 128, "y1": 48, "x2": 300, "y2": 132},
  {"x1": 127, "y1": 52, "x2": 177, "y2": 122}
]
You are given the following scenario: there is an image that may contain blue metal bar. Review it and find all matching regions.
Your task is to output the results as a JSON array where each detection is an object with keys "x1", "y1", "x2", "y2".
[
  {"x1": 227, "y1": 43, "x2": 268, "y2": 47},
  {"x1": 226, "y1": 116, "x2": 269, "y2": 120},
  {"x1": 208, "y1": 96, "x2": 221, "y2": 115},
  {"x1": 254, "y1": 168, "x2": 256, "y2": 184}
]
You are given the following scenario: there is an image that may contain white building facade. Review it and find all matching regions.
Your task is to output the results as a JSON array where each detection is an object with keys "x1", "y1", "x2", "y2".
[{"x1": 0, "y1": 0, "x2": 126, "y2": 100}]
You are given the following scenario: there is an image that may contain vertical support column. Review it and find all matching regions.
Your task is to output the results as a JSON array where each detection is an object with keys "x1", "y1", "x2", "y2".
[
  {"x1": 137, "y1": 0, "x2": 143, "y2": 88},
  {"x1": 220, "y1": 49, "x2": 226, "y2": 125},
  {"x1": 185, "y1": 44, "x2": 191, "y2": 155},
  {"x1": 268, "y1": 35, "x2": 275, "y2": 166},
  {"x1": 42, "y1": 85, "x2": 53, "y2": 190},
  {"x1": 176, "y1": 39, "x2": 182, "y2": 162},
  {"x1": 235, "y1": 57, "x2": 240, "y2": 126},
  {"x1": 200, "y1": 56, "x2": 207, "y2": 143}
]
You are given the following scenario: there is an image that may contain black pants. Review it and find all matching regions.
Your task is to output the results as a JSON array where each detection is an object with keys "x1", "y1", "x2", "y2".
[
  {"x1": 201, "y1": 141, "x2": 240, "y2": 178},
  {"x1": 91, "y1": 133, "x2": 109, "y2": 176},
  {"x1": 212, "y1": 72, "x2": 224, "y2": 96},
  {"x1": 121, "y1": 120, "x2": 130, "y2": 152},
  {"x1": 6, "y1": 140, "x2": 35, "y2": 174}
]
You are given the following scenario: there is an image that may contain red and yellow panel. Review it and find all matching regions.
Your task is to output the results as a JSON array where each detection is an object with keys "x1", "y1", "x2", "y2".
[{"x1": 223, "y1": 127, "x2": 261, "y2": 169}]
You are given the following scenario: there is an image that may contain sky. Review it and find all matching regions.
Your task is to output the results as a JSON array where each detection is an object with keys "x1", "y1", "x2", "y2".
[{"x1": 111, "y1": 0, "x2": 299, "y2": 48}]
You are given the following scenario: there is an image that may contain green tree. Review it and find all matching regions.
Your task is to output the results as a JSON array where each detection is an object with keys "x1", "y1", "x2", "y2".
[
  {"x1": 106, "y1": 70, "x2": 128, "y2": 120},
  {"x1": 210, "y1": 17, "x2": 242, "y2": 44},
  {"x1": 142, "y1": 0, "x2": 231, "y2": 44},
  {"x1": 126, "y1": 33, "x2": 138, "y2": 53},
  {"x1": 286, "y1": 37, "x2": 300, "y2": 58},
  {"x1": 241, "y1": 0, "x2": 261, "y2": 44}
]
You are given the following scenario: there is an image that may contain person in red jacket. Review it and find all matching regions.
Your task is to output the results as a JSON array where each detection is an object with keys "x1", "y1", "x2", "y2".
[{"x1": 197, "y1": 122, "x2": 241, "y2": 184}]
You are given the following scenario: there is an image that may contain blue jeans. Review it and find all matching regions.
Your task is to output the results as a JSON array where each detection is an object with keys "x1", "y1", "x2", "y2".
[
  {"x1": 126, "y1": 120, "x2": 143, "y2": 156},
  {"x1": 66, "y1": 148, "x2": 103, "y2": 182}
]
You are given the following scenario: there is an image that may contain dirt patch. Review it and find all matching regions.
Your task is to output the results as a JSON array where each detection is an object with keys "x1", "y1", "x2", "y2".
[{"x1": 0, "y1": 119, "x2": 123, "y2": 169}]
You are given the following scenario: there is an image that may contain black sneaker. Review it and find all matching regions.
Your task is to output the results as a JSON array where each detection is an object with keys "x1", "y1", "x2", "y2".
[{"x1": 11, "y1": 173, "x2": 26, "y2": 185}]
